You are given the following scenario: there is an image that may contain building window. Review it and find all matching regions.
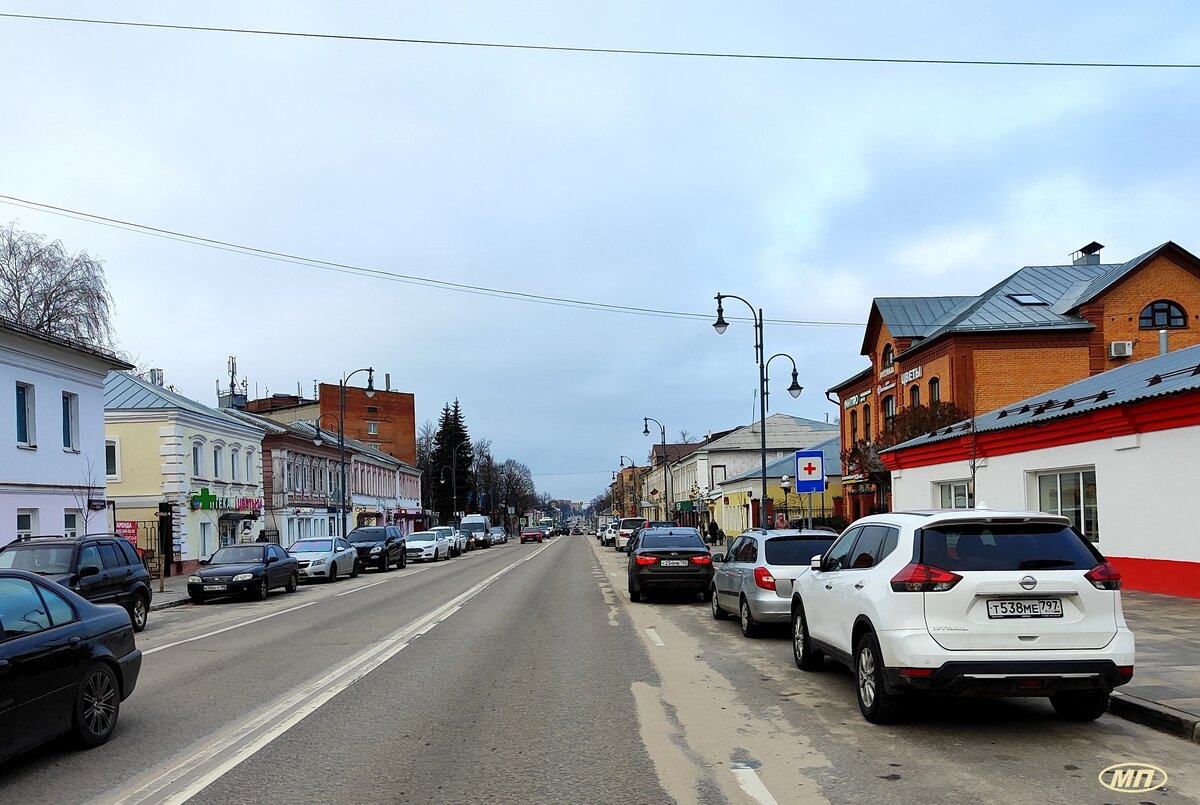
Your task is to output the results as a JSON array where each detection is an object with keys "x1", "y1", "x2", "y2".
[
  {"x1": 246, "y1": 452, "x2": 254, "y2": 483},
  {"x1": 213, "y1": 446, "x2": 224, "y2": 480},
  {"x1": 106, "y1": 439, "x2": 120, "y2": 480},
  {"x1": 367, "y1": 421, "x2": 379, "y2": 436},
  {"x1": 881, "y1": 395, "x2": 896, "y2": 432},
  {"x1": 937, "y1": 481, "x2": 973, "y2": 509},
  {"x1": 849, "y1": 410, "x2": 858, "y2": 443},
  {"x1": 863, "y1": 404, "x2": 872, "y2": 441},
  {"x1": 929, "y1": 377, "x2": 941, "y2": 403},
  {"x1": 64, "y1": 510, "x2": 80, "y2": 538},
  {"x1": 231, "y1": 449, "x2": 240, "y2": 481},
  {"x1": 200, "y1": 521, "x2": 215, "y2": 557},
  {"x1": 16, "y1": 382, "x2": 35, "y2": 446},
  {"x1": 17, "y1": 509, "x2": 37, "y2": 538},
  {"x1": 910, "y1": 384, "x2": 920, "y2": 408},
  {"x1": 881, "y1": 344, "x2": 895, "y2": 368},
  {"x1": 192, "y1": 442, "x2": 204, "y2": 477},
  {"x1": 1037, "y1": 468, "x2": 1100, "y2": 542},
  {"x1": 1139, "y1": 300, "x2": 1187, "y2": 329},
  {"x1": 62, "y1": 392, "x2": 79, "y2": 450}
]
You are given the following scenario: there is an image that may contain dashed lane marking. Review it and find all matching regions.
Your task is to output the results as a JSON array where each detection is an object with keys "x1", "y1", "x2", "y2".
[
  {"x1": 731, "y1": 762, "x2": 781, "y2": 805},
  {"x1": 645, "y1": 627, "x2": 665, "y2": 647}
]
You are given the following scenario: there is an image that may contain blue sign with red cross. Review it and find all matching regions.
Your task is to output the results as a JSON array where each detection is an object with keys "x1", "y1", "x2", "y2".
[{"x1": 793, "y1": 451, "x2": 825, "y2": 494}]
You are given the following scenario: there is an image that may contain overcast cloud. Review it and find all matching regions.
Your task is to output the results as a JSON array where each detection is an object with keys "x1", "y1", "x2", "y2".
[{"x1": 3, "y1": 2, "x2": 1199, "y2": 501}]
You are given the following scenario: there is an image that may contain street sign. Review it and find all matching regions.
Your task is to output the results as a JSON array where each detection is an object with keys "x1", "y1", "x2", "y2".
[{"x1": 794, "y1": 451, "x2": 825, "y2": 494}]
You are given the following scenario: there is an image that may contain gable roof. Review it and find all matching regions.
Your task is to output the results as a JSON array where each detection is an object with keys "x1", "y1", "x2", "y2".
[
  {"x1": 702, "y1": 413, "x2": 838, "y2": 452},
  {"x1": 105, "y1": 371, "x2": 263, "y2": 435},
  {"x1": 724, "y1": 434, "x2": 843, "y2": 483},
  {"x1": 0, "y1": 317, "x2": 133, "y2": 371},
  {"x1": 651, "y1": 443, "x2": 703, "y2": 465},
  {"x1": 882, "y1": 342, "x2": 1200, "y2": 452},
  {"x1": 863, "y1": 296, "x2": 975, "y2": 353}
]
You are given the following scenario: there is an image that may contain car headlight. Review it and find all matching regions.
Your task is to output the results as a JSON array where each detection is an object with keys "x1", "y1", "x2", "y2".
[
  {"x1": 309, "y1": 556, "x2": 327, "y2": 565},
  {"x1": 188, "y1": 575, "x2": 202, "y2": 584},
  {"x1": 370, "y1": 545, "x2": 382, "y2": 553},
  {"x1": 233, "y1": 573, "x2": 254, "y2": 582}
]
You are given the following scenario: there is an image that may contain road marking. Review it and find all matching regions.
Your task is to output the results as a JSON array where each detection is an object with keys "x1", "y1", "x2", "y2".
[
  {"x1": 143, "y1": 602, "x2": 317, "y2": 655},
  {"x1": 730, "y1": 763, "x2": 780, "y2": 805},
  {"x1": 106, "y1": 539, "x2": 557, "y2": 805},
  {"x1": 608, "y1": 605, "x2": 619, "y2": 626},
  {"x1": 645, "y1": 627, "x2": 665, "y2": 647},
  {"x1": 333, "y1": 564, "x2": 433, "y2": 597}
]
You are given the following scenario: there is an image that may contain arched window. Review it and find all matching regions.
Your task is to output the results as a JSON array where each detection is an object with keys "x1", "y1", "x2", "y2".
[
  {"x1": 929, "y1": 377, "x2": 941, "y2": 403},
  {"x1": 882, "y1": 395, "x2": 896, "y2": 431},
  {"x1": 850, "y1": 410, "x2": 859, "y2": 443},
  {"x1": 1139, "y1": 300, "x2": 1187, "y2": 329},
  {"x1": 910, "y1": 384, "x2": 921, "y2": 408},
  {"x1": 881, "y1": 344, "x2": 895, "y2": 368},
  {"x1": 863, "y1": 404, "x2": 872, "y2": 441},
  {"x1": 213, "y1": 445, "x2": 224, "y2": 480}
]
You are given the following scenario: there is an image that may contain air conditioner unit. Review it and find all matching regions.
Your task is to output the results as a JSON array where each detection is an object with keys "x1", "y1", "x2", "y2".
[{"x1": 1109, "y1": 340, "x2": 1134, "y2": 359}]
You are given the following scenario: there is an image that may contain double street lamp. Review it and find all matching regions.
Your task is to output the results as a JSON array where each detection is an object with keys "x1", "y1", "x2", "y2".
[
  {"x1": 441, "y1": 441, "x2": 470, "y2": 521},
  {"x1": 642, "y1": 417, "x2": 670, "y2": 519},
  {"x1": 713, "y1": 293, "x2": 802, "y2": 529},
  {"x1": 312, "y1": 367, "x2": 375, "y2": 539}
]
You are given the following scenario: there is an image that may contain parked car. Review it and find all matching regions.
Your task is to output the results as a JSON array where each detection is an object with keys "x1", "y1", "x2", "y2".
[
  {"x1": 489, "y1": 526, "x2": 508, "y2": 545},
  {"x1": 406, "y1": 531, "x2": 450, "y2": 562},
  {"x1": 599, "y1": 523, "x2": 615, "y2": 546},
  {"x1": 613, "y1": 517, "x2": 643, "y2": 552},
  {"x1": 621, "y1": 520, "x2": 678, "y2": 553},
  {"x1": 710, "y1": 529, "x2": 837, "y2": 637},
  {"x1": 0, "y1": 568, "x2": 142, "y2": 762},
  {"x1": 347, "y1": 526, "x2": 407, "y2": 571},
  {"x1": 520, "y1": 527, "x2": 544, "y2": 544},
  {"x1": 790, "y1": 510, "x2": 1136, "y2": 724},
  {"x1": 0, "y1": 533, "x2": 154, "y2": 632},
  {"x1": 626, "y1": 527, "x2": 713, "y2": 602},
  {"x1": 288, "y1": 537, "x2": 360, "y2": 582},
  {"x1": 431, "y1": 525, "x2": 467, "y2": 557},
  {"x1": 459, "y1": 515, "x2": 493, "y2": 550},
  {"x1": 187, "y1": 543, "x2": 299, "y2": 602}
]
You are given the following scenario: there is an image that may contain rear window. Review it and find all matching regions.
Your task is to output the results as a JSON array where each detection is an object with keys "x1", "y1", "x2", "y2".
[
  {"x1": 641, "y1": 533, "x2": 706, "y2": 550},
  {"x1": 921, "y1": 522, "x2": 1101, "y2": 572},
  {"x1": 764, "y1": 536, "x2": 836, "y2": 566},
  {"x1": 619, "y1": 518, "x2": 642, "y2": 530}
]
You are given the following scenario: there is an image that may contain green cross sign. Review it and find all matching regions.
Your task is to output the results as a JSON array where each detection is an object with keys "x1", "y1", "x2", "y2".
[{"x1": 192, "y1": 487, "x2": 218, "y2": 510}]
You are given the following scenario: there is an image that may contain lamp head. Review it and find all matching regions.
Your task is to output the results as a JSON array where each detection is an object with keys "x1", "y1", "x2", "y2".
[
  {"x1": 642, "y1": 418, "x2": 650, "y2": 437},
  {"x1": 780, "y1": 474, "x2": 791, "y2": 492},
  {"x1": 712, "y1": 297, "x2": 728, "y2": 335},
  {"x1": 365, "y1": 368, "x2": 376, "y2": 398},
  {"x1": 788, "y1": 370, "x2": 803, "y2": 398}
]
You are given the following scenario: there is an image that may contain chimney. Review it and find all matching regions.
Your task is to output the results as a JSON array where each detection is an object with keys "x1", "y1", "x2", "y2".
[
  {"x1": 148, "y1": 368, "x2": 164, "y2": 387},
  {"x1": 1071, "y1": 241, "x2": 1104, "y2": 266}
]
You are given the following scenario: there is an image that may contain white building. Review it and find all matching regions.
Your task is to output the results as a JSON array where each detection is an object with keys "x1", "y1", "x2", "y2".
[
  {"x1": 0, "y1": 320, "x2": 132, "y2": 546},
  {"x1": 881, "y1": 344, "x2": 1200, "y2": 598}
]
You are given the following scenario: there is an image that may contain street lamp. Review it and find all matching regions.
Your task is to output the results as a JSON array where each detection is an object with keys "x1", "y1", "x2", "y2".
[
  {"x1": 713, "y1": 293, "x2": 803, "y2": 529},
  {"x1": 446, "y1": 441, "x2": 470, "y2": 522},
  {"x1": 312, "y1": 367, "x2": 375, "y2": 538},
  {"x1": 780, "y1": 474, "x2": 792, "y2": 526},
  {"x1": 642, "y1": 417, "x2": 671, "y2": 520}
]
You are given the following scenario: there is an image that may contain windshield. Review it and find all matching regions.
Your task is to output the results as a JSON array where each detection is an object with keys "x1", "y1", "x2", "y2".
[
  {"x1": 921, "y1": 522, "x2": 1101, "y2": 571},
  {"x1": 431, "y1": 528, "x2": 453, "y2": 537},
  {"x1": 765, "y1": 536, "x2": 836, "y2": 566},
  {"x1": 408, "y1": 532, "x2": 437, "y2": 543},
  {"x1": 348, "y1": 529, "x2": 387, "y2": 543},
  {"x1": 460, "y1": 523, "x2": 487, "y2": 534},
  {"x1": 209, "y1": 546, "x2": 266, "y2": 564},
  {"x1": 640, "y1": 533, "x2": 706, "y2": 550},
  {"x1": 0, "y1": 545, "x2": 74, "y2": 574},
  {"x1": 289, "y1": 540, "x2": 332, "y2": 553},
  {"x1": 619, "y1": 518, "x2": 642, "y2": 530}
]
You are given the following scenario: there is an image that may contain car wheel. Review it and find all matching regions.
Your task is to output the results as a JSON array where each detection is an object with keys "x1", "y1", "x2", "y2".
[
  {"x1": 855, "y1": 631, "x2": 902, "y2": 724},
  {"x1": 432, "y1": 550, "x2": 439, "y2": 563},
  {"x1": 399, "y1": 552, "x2": 407, "y2": 569},
  {"x1": 74, "y1": 663, "x2": 120, "y2": 747},
  {"x1": 628, "y1": 580, "x2": 641, "y2": 603},
  {"x1": 739, "y1": 598, "x2": 760, "y2": 638},
  {"x1": 350, "y1": 560, "x2": 360, "y2": 579},
  {"x1": 254, "y1": 578, "x2": 269, "y2": 600},
  {"x1": 286, "y1": 572, "x2": 299, "y2": 593},
  {"x1": 128, "y1": 593, "x2": 149, "y2": 633},
  {"x1": 379, "y1": 556, "x2": 390, "y2": 572},
  {"x1": 791, "y1": 605, "x2": 823, "y2": 671},
  {"x1": 1050, "y1": 691, "x2": 1109, "y2": 721},
  {"x1": 328, "y1": 562, "x2": 338, "y2": 583},
  {"x1": 710, "y1": 589, "x2": 728, "y2": 620}
]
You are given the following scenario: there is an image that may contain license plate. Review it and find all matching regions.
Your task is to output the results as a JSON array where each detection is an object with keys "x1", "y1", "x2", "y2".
[
  {"x1": 203, "y1": 584, "x2": 227, "y2": 591},
  {"x1": 659, "y1": 559, "x2": 689, "y2": 567},
  {"x1": 987, "y1": 598, "x2": 1062, "y2": 618}
]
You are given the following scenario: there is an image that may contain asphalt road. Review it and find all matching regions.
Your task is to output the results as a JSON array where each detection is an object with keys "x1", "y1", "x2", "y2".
[{"x1": 0, "y1": 534, "x2": 1196, "y2": 805}]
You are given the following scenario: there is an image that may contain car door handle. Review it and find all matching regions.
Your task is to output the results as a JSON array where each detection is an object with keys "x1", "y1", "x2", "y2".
[
  {"x1": 824, "y1": 583, "x2": 833, "y2": 590},
  {"x1": 0, "y1": 658, "x2": 9, "y2": 669},
  {"x1": 854, "y1": 582, "x2": 865, "y2": 589},
  {"x1": 68, "y1": 636, "x2": 82, "y2": 646}
]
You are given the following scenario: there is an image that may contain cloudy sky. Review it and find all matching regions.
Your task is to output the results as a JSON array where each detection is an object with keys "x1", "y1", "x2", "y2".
[{"x1": 3, "y1": 2, "x2": 1199, "y2": 501}]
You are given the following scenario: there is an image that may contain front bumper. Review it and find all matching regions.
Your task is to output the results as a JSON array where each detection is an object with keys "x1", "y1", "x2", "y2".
[
  {"x1": 187, "y1": 579, "x2": 258, "y2": 597},
  {"x1": 298, "y1": 563, "x2": 329, "y2": 579}
]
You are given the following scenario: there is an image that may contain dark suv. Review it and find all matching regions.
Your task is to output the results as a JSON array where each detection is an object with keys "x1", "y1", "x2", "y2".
[
  {"x1": 347, "y1": 526, "x2": 407, "y2": 572},
  {"x1": 0, "y1": 533, "x2": 154, "y2": 631}
]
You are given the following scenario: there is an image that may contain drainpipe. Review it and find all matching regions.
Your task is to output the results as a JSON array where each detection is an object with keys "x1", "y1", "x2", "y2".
[{"x1": 1160, "y1": 329, "x2": 1169, "y2": 355}]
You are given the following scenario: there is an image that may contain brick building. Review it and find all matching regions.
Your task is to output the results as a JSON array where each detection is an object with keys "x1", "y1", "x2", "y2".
[{"x1": 830, "y1": 241, "x2": 1200, "y2": 518}]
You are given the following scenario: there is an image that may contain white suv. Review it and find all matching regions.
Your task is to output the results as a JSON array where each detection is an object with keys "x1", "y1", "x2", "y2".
[{"x1": 790, "y1": 510, "x2": 1135, "y2": 724}]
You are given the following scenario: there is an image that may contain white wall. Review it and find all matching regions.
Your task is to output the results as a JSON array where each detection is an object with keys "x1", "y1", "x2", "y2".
[{"x1": 890, "y1": 425, "x2": 1200, "y2": 564}]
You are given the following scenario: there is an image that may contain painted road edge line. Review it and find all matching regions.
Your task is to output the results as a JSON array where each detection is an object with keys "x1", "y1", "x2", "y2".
[
  {"x1": 645, "y1": 627, "x2": 665, "y2": 647},
  {"x1": 143, "y1": 602, "x2": 317, "y2": 656},
  {"x1": 731, "y1": 762, "x2": 781, "y2": 805}
]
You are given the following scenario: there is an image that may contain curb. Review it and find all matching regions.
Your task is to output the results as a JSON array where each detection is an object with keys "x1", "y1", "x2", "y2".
[
  {"x1": 149, "y1": 597, "x2": 192, "y2": 612},
  {"x1": 1108, "y1": 691, "x2": 1200, "y2": 743}
]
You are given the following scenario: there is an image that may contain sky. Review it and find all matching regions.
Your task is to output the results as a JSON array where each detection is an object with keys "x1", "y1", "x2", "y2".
[{"x1": 3, "y1": 2, "x2": 1200, "y2": 502}]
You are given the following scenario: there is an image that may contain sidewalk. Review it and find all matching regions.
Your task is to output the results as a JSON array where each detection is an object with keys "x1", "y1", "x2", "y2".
[
  {"x1": 147, "y1": 573, "x2": 193, "y2": 611},
  {"x1": 1110, "y1": 590, "x2": 1200, "y2": 743}
]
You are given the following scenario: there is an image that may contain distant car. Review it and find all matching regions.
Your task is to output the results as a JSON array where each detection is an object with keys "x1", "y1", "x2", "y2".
[
  {"x1": 406, "y1": 531, "x2": 450, "y2": 562},
  {"x1": 288, "y1": 537, "x2": 360, "y2": 582},
  {"x1": 599, "y1": 524, "x2": 616, "y2": 546},
  {"x1": 520, "y1": 527, "x2": 544, "y2": 544},
  {"x1": 0, "y1": 533, "x2": 154, "y2": 632},
  {"x1": 488, "y1": 526, "x2": 508, "y2": 545},
  {"x1": 0, "y1": 568, "x2": 142, "y2": 762},
  {"x1": 626, "y1": 527, "x2": 713, "y2": 602},
  {"x1": 571, "y1": 526, "x2": 583, "y2": 535},
  {"x1": 347, "y1": 526, "x2": 407, "y2": 571},
  {"x1": 430, "y1": 526, "x2": 466, "y2": 557},
  {"x1": 710, "y1": 529, "x2": 837, "y2": 637},
  {"x1": 187, "y1": 543, "x2": 299, "y2": 602}
]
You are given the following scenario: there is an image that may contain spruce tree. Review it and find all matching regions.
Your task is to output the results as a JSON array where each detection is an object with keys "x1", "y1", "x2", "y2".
[{"x1": 431, "y1": 400, "x2": 474, "y2": 522}]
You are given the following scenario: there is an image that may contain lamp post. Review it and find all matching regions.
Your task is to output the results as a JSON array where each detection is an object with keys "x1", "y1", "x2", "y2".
[
  {"x1": 312, "y1": 367, "x2": 375, "y2": 538},
  {"x1": 642, "y1": 418, "x2": 670, "y2": 520},
  {"x1": 448, "y1": 441, "x2": 469, "y2": 522},
  {"x1": 780, "y1": 474, "x2": 791, "y2": 527},
  {"x1": 713, "y1": 294, "x2": 802, "y2": 529},
  {"x1": 617, "y1": 455, "x2": 634, "y2": 517}
]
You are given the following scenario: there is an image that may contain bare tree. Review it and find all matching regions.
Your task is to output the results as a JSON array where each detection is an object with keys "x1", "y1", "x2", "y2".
[
  {"x1": 67, "y1": 456, "x2": 104, "y2": 534},
  {"x1": 0, "y1": 223, "x2": 116, "y2": 349},
  {"x1": 415, "y1": 419, "x2": 437, "y2": 509}
]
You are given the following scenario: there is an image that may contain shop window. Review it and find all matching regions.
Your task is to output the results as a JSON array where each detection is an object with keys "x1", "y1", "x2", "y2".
[
  {"x1": 1036, "y1": 468, "x2": 1100, "y2": 542},
  {"x1": 910, "y1": 384, "x2": 920, "y2": 408},
  {"x1": 937, "y1": 481, "x2": 973, "y2": 509},
  {"x1": 929, "y1": 377, "x2": 941, "y2": 403},
  {"x1": 1139, "y1": 300, "x2": 1187, "y2": 329}
]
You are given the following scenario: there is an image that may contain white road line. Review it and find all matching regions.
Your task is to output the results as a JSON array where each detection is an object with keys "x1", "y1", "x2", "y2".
[
  {"x1": 645, "y1": 627, "x2": 665, "y2": 647},
  {"x1": 730, "y1": 763, "x2": 781, "y2": 805},
  {"x1": 334, "y1": 578, "x2": 391, "y2": 597},
  {"x1": 106, "y1": 539, "x2": 557, "y2": 805},
  {"x1": 143, "y1": 602, "x2": 317, "y2": 655}
]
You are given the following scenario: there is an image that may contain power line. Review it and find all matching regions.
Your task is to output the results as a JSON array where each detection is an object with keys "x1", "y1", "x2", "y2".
[
  {"x1": 2, "y1": 12, "x2": 1197, "y2": 70},
  {"x1": 0, "y1": 194, "x2": 864, "y2": 328}
]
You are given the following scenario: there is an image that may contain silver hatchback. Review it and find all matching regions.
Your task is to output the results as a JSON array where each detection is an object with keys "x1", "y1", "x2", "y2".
[{"x1": 711, "y1": 529, "x2": 837, "y2": 637}]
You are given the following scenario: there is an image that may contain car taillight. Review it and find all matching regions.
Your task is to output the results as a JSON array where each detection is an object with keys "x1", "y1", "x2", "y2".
[
  {"x1": 1085, "y1": 561, "x2": 1122, "y2": 590},
  {"x1": 753, "y1": 566, "x2": 776, "y2": 590},
  {"x1": 690, "y1": 555, "x2": 712, "y2": 565},
  {"x1": 635, "y1": 555, "x2": 659, "y2": 565},
  {"x1": 890, "y1": 562, "x2": 962, "y2": 592}
]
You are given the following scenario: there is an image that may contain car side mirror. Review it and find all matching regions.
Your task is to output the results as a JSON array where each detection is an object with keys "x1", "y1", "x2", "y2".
[
  {"x1": 712, "y1": 554, "x2": 725, "y2": 564},
  {"x1": 810, "y1": 556, "x2": 822, "y2": 571},
  {"x1": 265, "y1": 556, "x2": 278, "y2": 565},
  {"x1": 199, "y1": 558, "x2": 209, "y2": 565},
  {"x1": 78, "y1": 564, "x2": 100, "y2": 579}
]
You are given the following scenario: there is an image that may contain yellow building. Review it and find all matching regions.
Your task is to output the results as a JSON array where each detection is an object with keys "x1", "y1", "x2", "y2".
[{"x1": 711, "y1": 436, "x2": 843, "y2": 536}]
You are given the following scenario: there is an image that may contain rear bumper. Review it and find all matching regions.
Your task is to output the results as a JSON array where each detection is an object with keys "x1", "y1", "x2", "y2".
[
  {"x1": 115, "y1": 648, "x2": 142, "y2": 700},
  {"x1": 745, "y1": 590, "x2": 791, "y2": 622},
  {"x1": 883, "y1": 659, "x2": 1134, "y2": 696},
  {"x1": 632, "y1": 570, "x2": 714, "y2": 591}
]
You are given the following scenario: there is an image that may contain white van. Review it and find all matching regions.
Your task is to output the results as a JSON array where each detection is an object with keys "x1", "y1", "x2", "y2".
[{"x1": 459, "y1": 514, "x2": 493, "y2": 549}]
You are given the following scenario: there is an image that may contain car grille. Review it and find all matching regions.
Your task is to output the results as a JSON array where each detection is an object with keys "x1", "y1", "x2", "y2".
[{"x1": 297, "y1": 561, "x2": 311, "y2": 569}]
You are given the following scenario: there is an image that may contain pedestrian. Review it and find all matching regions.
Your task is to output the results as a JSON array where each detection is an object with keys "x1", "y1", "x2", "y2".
[{"x1": 707, "y1": 520, "x2": 721, "y2": 546}]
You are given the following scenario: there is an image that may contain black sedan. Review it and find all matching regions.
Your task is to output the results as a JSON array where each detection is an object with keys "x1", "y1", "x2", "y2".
[
  {"x1": 187, "y1": 543, "x2": 299, "y2": 602},
  {"x1": 347, "y1": 526, "x2": 407, "y2": 571},
  {"x1": 626, "y1": 527, "x2": 714, "y2": 603},
  {"x1": 0, "y1": 568, "x2": 142, "y2": 763}
]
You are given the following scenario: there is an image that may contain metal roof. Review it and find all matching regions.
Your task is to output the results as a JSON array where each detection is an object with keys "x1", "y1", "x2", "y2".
[
  {"x1": 725, "y1": 434, "x2": 842, "y2": 482},
  {"x1": 104, "y1": 371, "x2": 261, "y2": 433},
  {"x1": 702, "y1": 414, "x2": 838, "y2": 452},
  {"x1": 873, "y1": 296, "x2": 975, "y2": 338},
  {"x1": 883, "y1": 343, "x2": 1200, "y2": 452}
]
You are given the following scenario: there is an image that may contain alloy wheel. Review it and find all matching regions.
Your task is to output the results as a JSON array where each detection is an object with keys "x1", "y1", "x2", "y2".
[
  {"x1": 857, "y1": 646, "x2": 876, "y2": 709},
  {"x1": 131, "y1": 597, "x2": 148, "y2": 632},
  {"x1": 82, "y1": 669, "x2": 118, "y2": 737}
]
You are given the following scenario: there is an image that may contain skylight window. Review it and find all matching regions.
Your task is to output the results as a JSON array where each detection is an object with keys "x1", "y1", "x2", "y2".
[{"x1": 1009, "y1": 293, "x2": 1049, "y2": 306}]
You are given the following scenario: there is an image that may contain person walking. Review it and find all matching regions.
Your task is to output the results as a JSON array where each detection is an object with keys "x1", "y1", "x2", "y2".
[{"x1": 707, "y1": 520, "x2": 722, "y2": 547}]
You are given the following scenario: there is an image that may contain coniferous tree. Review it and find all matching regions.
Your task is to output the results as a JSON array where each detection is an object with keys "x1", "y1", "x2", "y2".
[{"x1": 431, "y1": 400, "x2": 474, "y2": 522}]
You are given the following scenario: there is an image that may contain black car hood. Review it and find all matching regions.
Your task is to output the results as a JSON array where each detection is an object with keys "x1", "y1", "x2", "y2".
[
  {"x1": 196, "y1": 562, "x2": 264, "y2": 578},
  {"x1": 351, "y1": 541, "x2": 385, "y2": 550}
]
